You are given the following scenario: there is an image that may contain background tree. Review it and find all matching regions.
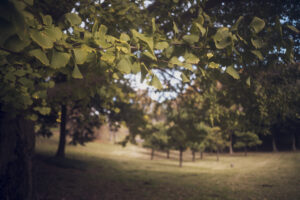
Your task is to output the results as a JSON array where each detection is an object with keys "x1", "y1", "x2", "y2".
[{"x1": 234, "y1": 131, "x2": 262, "y2": 156}]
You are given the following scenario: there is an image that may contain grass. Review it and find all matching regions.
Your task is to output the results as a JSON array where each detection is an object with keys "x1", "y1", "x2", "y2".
[{"x1": 35, "y1": 135, "x2": 300, "y2": 200}]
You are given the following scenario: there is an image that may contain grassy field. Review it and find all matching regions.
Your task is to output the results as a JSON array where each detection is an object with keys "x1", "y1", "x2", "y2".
[{"x1": 35, "y1": 135, "x2": 300, "y2": 200}]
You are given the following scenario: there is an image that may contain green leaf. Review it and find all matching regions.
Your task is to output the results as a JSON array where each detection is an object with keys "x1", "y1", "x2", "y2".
[
  {"x1": 173, "y1": 22, "x2": 179, "y2": 34},
  {"x1": 213, "y1": 27, "x2": 232, "y2": 49},
  {"x1": 183, "y1": 34, "x2": 199, "y2": 44},
  {"x1": 181, "y1": 73, "x2": 189, "y2": 83},
  {"x1": 4, "y1": 35, "x2": 31, "y2": 52},
  {"x1": 141, "y1": 63, "x2": 149, "y2": 82},
  {"x1": 117, "y1": 57, "x2": 132, "y2": 74},
  {"x1": 101, "y1": 52, "x2": 115, "y2": 64},
  {"x1": 65, "y1": 13, "x2": 82, "y2": 26},
  {"x1": 155, "y1": 41, "x2": 169, "y2": 50},
  {"x1": 143, "y1": 51, "x2": 157, "y2": 61},
  {"x1": 50, "y1": 50, "x2": 70, "y2": 69},
  {"x1": 132, "y1": 62, "x2": 141, "y2": 74},
  {"x1": 41, "y1": 15, "x2": 52, "y2": 26},
  {"x1": 251, "y1": 50, "x2": 264, "y2": 61},
  {"x1": 231, "y1": 16, "x2": 244, "y2": 31},
  {"x1": 246, "y1": 76, "x2": 251, "y2": 87},
  {"x1": 251, "y1": 38, "x2": 264, "y2": 49},
  {"x1": 43, "y1": 26, "x2": 62, "y2": 42},
  {"x1": 208, "y1": 62, "x2": 219, "y2": 69},
  {"x1": 151, "y1": 75, "x2": 162, "y2": 90},
  {"x1": 131, "y1": 30, "x2": 154, "y2": 54},
  {"x1": 72, "y1": 64, "x2": 83, "y2": 79},
  {"x1": 183, "y1": 63, "x2": 193, "y2": 71},
  {"x1": 120, "y1": 33, "x2": 130, "y2": 41},
  {"x1": 286, "y1": 25, "x2": 300, "y2": 33},
  {"x1": 195, "y1": 23, "x2": 206, "y2": 36},
  {"x1": 73, "y1": 48, "x2": 88, "y2": 65},
  {"x1": 29, "y1": 29, "x2": 53, "y2": 49},
  {"x1": 250, "y1": 17, "x2": 265, "y2": 33},
  {"x1": 29, "y1": 49, "x2": 50, "y2": 66},
  {"x1": 169, "y1": 57, "x2": 182, "y2": 67},
  {"x1": 34, "y1": 107, "x2": 51, "y2": 115},
  {"x1": 207, "y1": 52, "x2": 213, "y2": 59},
  {"x1": 152, "y1": 18, "x2": 156, "y2": 33},
  {"x1": 99, "y1": 24, "x2": 108, "y2": 36},
  {"x1": 226, "y1": 66, "x2": 240, "y2": 79},
  {"x1": 184, "y1": 52, "x2": 199, "y2": 64}
]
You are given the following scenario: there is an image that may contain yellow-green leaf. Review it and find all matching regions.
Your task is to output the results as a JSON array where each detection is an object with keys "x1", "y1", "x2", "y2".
[
  {"x1": 151, "y1": 75, "x2": 162, "y2": 90},
  {"x1": 226, "y1": 66, "x2": 240, "y2": 79},
  {"x1": 50, "y1": 50, "x2": 70, "y2": 69},
  {"x1": 117, "y1": 57, "x2": 132, "y2": 74},
  {"x1": 155, "y1": 41, "x2": 169, "y2": 50},
  {"x1": 4, "y1": 35, "x2": 31, "y2": 52},
  {"x1": 29, "y1": 49, "x2": 50, "y2": 66},
  {"x1": 246, "y1": 76, "x2": 251, "y2": 87},
  {"x1": 286, "y1": 25, "x2": 299, "y2": 33},
  {"x1": 72, "y1": 64, "x2": 83, "y2": 79},
  {"x1": 65, "y1": 13, "x2": 82, "y2": 26},
  {"x1": 208, "y1": 62, "x2": 219, "y2": 68},
  {"x1": 29, "y1": 29, "x2": 53, "y2": 49},
  {"x1": 251, "y1": 50, "x2": 264, "y2": 61},
  {"x1": 251, "y1": 38, "x2": 264, "y2": 49},
  {"x1": 143, "y1": 51, "x2": 157, "y2": 61},
  {"x1": 250, "y1": 17, "x2": 265, "y2": 33},
  {"x1": 213, "y1": 27, "x2": 232, "y2": 49},
  {"x1": 73, "y1": 48, "x2": 88, "y2": 65},
  {"x1": 120, "y1": 33, "x2": 130, "y2": 41},
  {"x1": 181, "y1": 73, "x2": 189, "y2": 83}
]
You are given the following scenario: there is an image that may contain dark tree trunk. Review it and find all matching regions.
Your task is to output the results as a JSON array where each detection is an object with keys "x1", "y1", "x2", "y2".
[
  {"x1": 151, "y1": 148, "x2": 154, "y2": 160},
  {"x1": 292, "y1": 132, "x2": 297, "y2": 151},
  {"x1": 200, "y1": 151, "x2": 203, "y2": 160},
  {"x1": 229, "y1": 133, "x2": 234, "y2": 155},
  {"x1": 166, "y1": 149, "x2": 170, "y2": 159},
  {"x1": 56, "y1": 104, "x2": 67, "y2": 158},
  {"x1": 192, "y1": 150, "x2": 195, "y2": 162},
  {"x1": 0, "y1": 112, "x2": 35, "y2": 200},
  {"x1": 179, "y1": 149, "x2": 183, "y2": 167},
  {"x1": 244, "y1": 147, "x2": 248, "y2": 156},
  {"x1": 216, "y1": 149, "x2": 219, "y2": 161},
  {"x1": 272, "y1": 134, "x2": 278, "y2": 152}
]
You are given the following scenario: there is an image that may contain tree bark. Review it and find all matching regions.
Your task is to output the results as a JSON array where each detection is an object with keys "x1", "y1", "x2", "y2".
[
  {"x1": 56, "y1": 104, "x2": 67, "y2": 158},
  {"x1": 151, "y1": 148, "x2": 154, "y2": 160},
  {"x1": 0, "y1": 112, "x2": 35, "y2": 200},
  {"x1": 229, "y1": 133, "x2": 234, "y2": 155},
  {"x1": 179, "y1": 149, "x2": 183, "y2": 167},
  {"x1": 272, "y1": 134, "x2": 278, "y2": 152},
  {"x1": 292, "y1": 132, "x2": 297, "y2": 151},
  {"x1": 192, "y1": 151, "x2": 195, "y2": 162},
  {"x1": 200, "y1": 151, "x2": 203, "y2": 160}
]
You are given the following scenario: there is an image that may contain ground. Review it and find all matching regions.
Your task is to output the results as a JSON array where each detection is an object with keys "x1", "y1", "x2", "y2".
[{"x1": 35, "y1": 136, "x2": 300, "y2": 200}]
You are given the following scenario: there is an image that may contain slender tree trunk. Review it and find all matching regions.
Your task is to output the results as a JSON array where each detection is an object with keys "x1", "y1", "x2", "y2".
[
  {"x1": 292, "y1": 132, "x2": 297, "y2": 151},
  {"x1": 166, "y1": 149, "x2": 170, "y2": 159},
  {"x1": 179, "y1": 149, "x2": 183, "y2": 167},
  {"x1": 216, "y1": 149, "x2": 219, "y2": 161},
  {"x1": 272, "y1": 134, "x2": 278, "y2": 152},
  {"x1": 200, "y1": 151, "x2": 203, "y2": 160},
  {"x1": 56, "y1": 104, "x2": 67, "y2": 158},
  {"x1": 244, "y1": 147, "x2": 247, "y2": 156},
  {"x1": 192, "y1": 151, "x2": 195, "y2": 162},
  {"x1": 151, "y1": 148, "x2": 154, "y2": 160},
  {"x1": 229, "y1": 133, "x2": 234, "y2": 155},
  {"x1": 0, "y1": 112, "x2": 35, "y2": 200}
]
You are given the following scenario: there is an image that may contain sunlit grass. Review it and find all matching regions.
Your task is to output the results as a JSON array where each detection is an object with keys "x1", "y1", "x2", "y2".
[{"x1": 35, "y1": 136, "x2": 300, "y2": 200}]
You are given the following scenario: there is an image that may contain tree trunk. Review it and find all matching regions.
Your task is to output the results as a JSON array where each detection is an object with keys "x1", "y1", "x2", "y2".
[
  {"x1": 151, "y1": 148, "x2": 154, "y2": 160},
  {"x1": 216, "y1": 149, "x2": 219, "y2": 161},
  {"x1": 0, "y1": 112, "x2": 35, "y2": 200},
  {"x1": 200, "y1": 151, "x2": 203, "y2": 160},
  {"x1": 179, "y1": 149, "x2": 183, "y2": 167},
  {"x1": 292, "y1": 132, "x2": 297, "y2": 151},
  {"x1": 166, "y1": 149, "x2": 170, "y2": 159},
  {"x1": 192, "y1": 151, "x2": 195, "y2": 162},
  {"x1": 272, "y1": 134, "x2": 278, "y2": 152},
  {"x1": 229, "y1": 133, "x2": 234, "y2": 155},
  {"x1": 56, "y1": 104, "x2": 67, "y2": 158},
  {"x1": 244, "y1": 147, "x2": 247, "y2": 156}
]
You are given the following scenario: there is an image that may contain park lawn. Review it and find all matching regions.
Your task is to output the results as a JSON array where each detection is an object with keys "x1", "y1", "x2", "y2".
[{"x1": 35, "y1": 136, "x2": 300, "y2": 200}]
